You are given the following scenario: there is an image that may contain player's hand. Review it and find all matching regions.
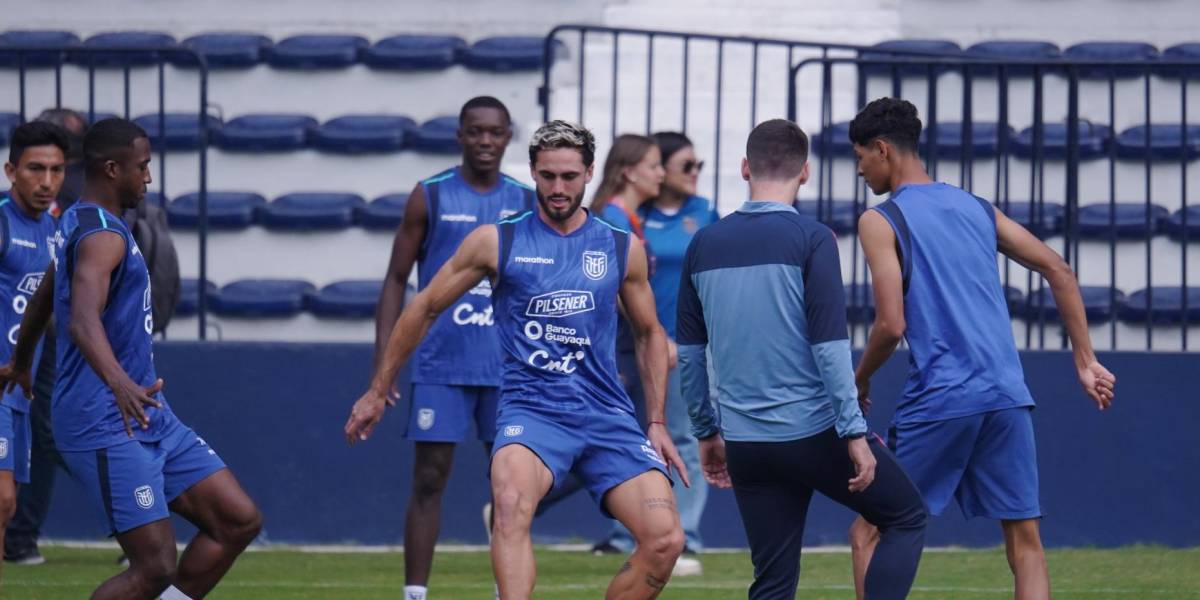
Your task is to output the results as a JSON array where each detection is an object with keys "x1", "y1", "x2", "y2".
[
  {"x1": 386, "y1": 382, "x2": 402, "y2": 407},
  {"x1": 648, "y1": 422, "x2": 691, "y2": 488},
  {"x1": 0, "y1": 362, "x2": 33, "y2": 401},
  {"x1": 345, "y1": 388, "x2": 388, "y2": 445},
  {"x1": 667, "y1": 340, "x2": 678, "y2": 370},
  {"x1": 855, "y1": 375, "x2": 872, "y2": 415},
  {"x1": 847, "y1": 436, "x2": 876, "y2": 493},
  {"x1": 112, "y1": 376, "x2": 164, "y2": 438},
  {"x1": 697, "y1": 434, "x2": 731, "y2": 489},
  {"x1": 1077, "y1": 360, "x2": 1115, "y2": 410}
]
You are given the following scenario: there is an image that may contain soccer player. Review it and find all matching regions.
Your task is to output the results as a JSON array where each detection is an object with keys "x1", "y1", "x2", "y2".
[
  {"x1": 1, "y1": 118, "x2": 261, "y2": 600},
  {"x1": 0, "y1": 122, "x2": 69, "y2": 576},
  {"x1": 675, "y1": 119, "x2": 927, "y2": 600},
  {"x1": 372, "y1": 96, "x2": 534, "y2": 600},
  {"x1": 346, "y1": 120, "x2": 689, "y2": 599},
  {"x1": 845, "y1": 98, "x2": 1116, "y2": 600}
]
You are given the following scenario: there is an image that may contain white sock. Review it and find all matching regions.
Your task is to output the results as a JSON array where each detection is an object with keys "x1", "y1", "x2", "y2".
[
  {"x1": 160, "y1": 586, "x2": 194, "y2": 600},
  {"x1": 405, "y1": 585, "x2": 428, "y2": 600}
]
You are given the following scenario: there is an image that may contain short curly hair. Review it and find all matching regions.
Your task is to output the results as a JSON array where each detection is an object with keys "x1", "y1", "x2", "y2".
[
  {"x1": 528, "y1": 120, "x2": 595, "y2": 167},
  {"x1": 848, "y1": 97, "x2": 922, "y2": 153}
]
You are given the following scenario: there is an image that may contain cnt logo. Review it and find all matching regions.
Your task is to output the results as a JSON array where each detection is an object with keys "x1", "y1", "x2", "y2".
[{"x1": 526, "y1": 290, "x2": 595, "y2": 319}]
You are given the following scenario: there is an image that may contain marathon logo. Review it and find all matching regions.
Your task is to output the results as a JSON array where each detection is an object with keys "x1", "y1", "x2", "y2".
[{"x1": 525, "y1": 290, "x2": 595, "y2": 319}]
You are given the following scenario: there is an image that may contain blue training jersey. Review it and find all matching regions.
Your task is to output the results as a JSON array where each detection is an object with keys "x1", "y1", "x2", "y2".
[
  {"x1": 51, "y1": 202, "x2": 178, "y2": 451},
  {"x1": 0, "y1": 196, "x2": 56, "y2": 412},
  {"x1": 873, "y1": 182, "x2": 1035, "y2": 425},
  {"x1": 492, "y1": 210, "x2": 633, "y2": 414},
  {"x1": 413, "y1": 167, "x2": 535, "y2": 386},
  {"x1": 638, "y1": 196, "x2": 719, "y2": 338}
]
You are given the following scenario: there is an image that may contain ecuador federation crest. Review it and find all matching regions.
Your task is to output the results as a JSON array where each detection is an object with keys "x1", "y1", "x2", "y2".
[
  {"x1": 134, "y1": 485, "x2": 155, "y2": 509},
  {"x1": 582, "y1": 251, "x2": 607, "y2": 280}
]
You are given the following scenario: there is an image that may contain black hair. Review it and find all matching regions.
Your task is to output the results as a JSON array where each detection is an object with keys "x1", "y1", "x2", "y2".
[
  {"x1": 83, "y1": 118, "x2": 148, "y2": 177},
  {"x1": 745, "y1": 119, "x2": 808, "y2": 180},
  {"x1": 848, "y1": 97, "x2": 922, "y2": 153},
  {"x1": 459, "y1": 96, "x2": 511, "y2": 127},
  {"x1": 8, "y1": 121, "x2": 70, "y2": 166},
  {"x1": 652, "y1": 131, "x2": 693, "y2": 164}
]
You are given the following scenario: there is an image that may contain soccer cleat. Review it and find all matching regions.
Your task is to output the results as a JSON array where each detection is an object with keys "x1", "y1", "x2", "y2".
[
  {"x1": 4, "y1": 545, "x2": 45, "y2": 565},
  {"x1": 590, "y1": 540, "x2": 623, "y2": 556},
  {"x1": 672, "y1": 555, "x2": 703, "y2": 577}
]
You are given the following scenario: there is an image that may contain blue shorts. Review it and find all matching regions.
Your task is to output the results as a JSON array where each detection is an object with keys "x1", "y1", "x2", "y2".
[
  {"x1": 492, "y1": 400, "x2": 671, "y2": 518},
  {"x1": 61, "y1": 421, "x2": 227, "y2": 535},
  {"x1": 889, "y1": 406, "x2": 1041, "y2": 520},
  {"x1": 405, "y1": 383, "x2": 499, "y2": 443},
  {"x1": 0, "y1": 405, "x2": 31, "y2": 484}
]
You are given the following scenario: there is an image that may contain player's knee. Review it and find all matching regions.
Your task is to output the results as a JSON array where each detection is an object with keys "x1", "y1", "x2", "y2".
[
  {"x1": 222, "y1": 503, "x2": 263, "y2": 548},
  {"x1": 491, "y1": 486, "x2": 534, "y2": 537},
  {"x1": 411, "y1": 463, "x2": 451, "y2": 500},
  {"x1": 640, "y1": 523, "x2": 685, "y2": 568},
  {"x1": 0, "y1": 486, "x2": 16, "y2": 525},
  {"x1": 131, "y1": 548, "x2": 177, "y2": 593}
]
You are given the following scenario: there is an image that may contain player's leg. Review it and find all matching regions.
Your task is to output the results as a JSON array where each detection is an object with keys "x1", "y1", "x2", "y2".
[
  {"x1": 0, "y1": 470, "x2": 13, "y2": 577},
  {"x1": 94, "y1": 519, "x2": 178, "y2": 600},
  {"x1": 663, "y1": 368, "x2": 707, "y2": 557},
  {"x1": 601, "y1": 470, "x2": 684, "y2": 599},
  {"x1": 489, "y1": 443, "x2": 554, "y2": 599},
  {"x1": 0, "y1": 405, "x2": 22, "y2": 576},
  {"x1": 6, "y1": 360, "x2": 59, "y2": 564},
  {"x1": 1002, "y1": 519, "x2": 1049, "y2": 600},
  {"x1": 169, "y1": 470, "x2": 261, "y2": 597},
  {"x1": 849, "y1": 516, "x2": 880, "y2": 600}
]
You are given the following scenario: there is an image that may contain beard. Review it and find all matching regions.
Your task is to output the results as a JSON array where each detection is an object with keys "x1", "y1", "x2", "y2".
[{"x1": 536, "y1": 189, "x2": 585, "y2": 223}]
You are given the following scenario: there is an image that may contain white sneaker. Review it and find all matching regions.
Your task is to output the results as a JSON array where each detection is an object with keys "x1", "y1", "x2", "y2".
[{"x1": 672, "y1": 555, "x2": 703, "y2": 577}]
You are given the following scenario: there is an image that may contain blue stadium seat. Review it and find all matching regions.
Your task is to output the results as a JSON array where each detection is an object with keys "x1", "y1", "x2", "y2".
[
  {"x1": 176, "y1": 278, "x2": 217, "y2": 316},
  {"x1": 922, "y1": 122, "x2": 1014, "y2": 158},
  {"x1": 0, "y1": 113, "x2": 19, "y2": 147},
  {"x1": 1159, "y1": 43, "x2": 1200, "y2": 78},
  {"x1": 1003, "y1": 286, "x2": 1025, "y2": 315},
  {"x1": 999, "y1": 201, "x2": 1065, "y2": 237},
  {"x1": 76, "y1": 31, "x2": 177, "y2": 67},
  {"x1": 0, "y1": 30, "x2": 80, "y2": 67},
  {"x1": 175, "y1": 33, "x2": 272, "y2": 68},
  {"x1": 1024, "y1": 285, "x2": 1124, "y2": 322},
  {"x1": 964, "y1": 40, "x2": 1060, "y2": 76},
  {"x1": 267, "y1": 34, "x2": 367, "y2": 69},
  {"x1": 1119, "y1": 287, "x2": 1200, "y2": 324},
  {"x1": 257, "y1": 192, "x2": 365, "y2": 230},
  {"x1": 311, "y1": 115, "x2": 416, "y2": 154},
  {"x1": 168, "y1": 191, "x2": 265, "y2": 229},
  {"x1": 409, "y1": 116, "x2": 460, "y2": 153},
  {"x1": 213, "y1": 114, "x2": 317, "y2": 152},
  {"x1": 810, "y1": 122, "x2": 854, "y2": 158},
  {"x1": 845, "y1": 283, "x2": 875, "y2": 324},
  {"x1": 1114, "y1": 124, "x2": 1200, "y2": 161},
  {"x1": 307, "y1": 280, "x2": 383, "y2": 318},
  {"x1": 1164, "y1": 206, "x2": 1200, "y2": 239},
  {"x1": 859, "y1": 39, "x2": 962, "y2": 77},
  {"x1": 1062, "y1": 42, "x2": 1158, "y2": 79},
  {"x1": 210, "y1": 279, "x2": 315, "y2": 317},
  {"x1": 1077, "y1": 202, "x2": 1169, "y2": 238},
  {"x1": 141, "y1": 191, "x2": 167, "y2": 209},
  {"x1": 1012, "y1": 121, "x2": 1112, "y2": 160},
  {"x1": 460, "y1": 36, "x2": 555, "y2": 71},
  {"x1": 792, "y1": 200, "x2": 858, "y2": 235},
  {"x1": 357, "y1": 193, "x2": 409, "y2": 230},
  {"x1": 133, "y1": 113, "x2": 221, "y2": 151},
  {"x1": 363, "y1": 35, "x2": 465, "y2": 70}
]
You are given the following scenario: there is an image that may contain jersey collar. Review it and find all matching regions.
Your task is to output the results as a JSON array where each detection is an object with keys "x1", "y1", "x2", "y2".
[{"x1": 737, "y1": 200, "x2": 798, "y2": 214}]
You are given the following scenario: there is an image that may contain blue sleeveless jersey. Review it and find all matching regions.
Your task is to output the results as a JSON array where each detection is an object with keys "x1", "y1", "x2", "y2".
[
  {"x1": 0, "y1": 196, "x2": 57, "y2": 412},
  {"x1": 414, "y1": 168, "x2": 535, "y2": 385},
  {"x1": 873, "y1": 183, "x2": 1034, "y2": 425},
  {"x1": 51, "y1": 202, "x2": 178, "y2": 451},
  {"x1": 493, "y1": 211, "x2": 633, "y2": 414}
]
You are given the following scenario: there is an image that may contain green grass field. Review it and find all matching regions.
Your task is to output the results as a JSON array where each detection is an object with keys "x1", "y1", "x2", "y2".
[{"x1": 4, "y1": 545, "x2": 1198, "y2": 599}]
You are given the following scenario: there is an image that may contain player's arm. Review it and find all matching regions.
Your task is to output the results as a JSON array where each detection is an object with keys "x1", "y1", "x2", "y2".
[
  {"x1": 0, "y1": 262, "x2": 56, "y2": 398},
  {"x1": 373, "y1": 183, "x2": 428, "y2": 376},
  {"x1": 70, "y1": 232, "x2": 163, "y2": 437},
  {"x1": 854, "y1": 210, "x2": 906, "y2": 412},
  {"x1": 619, "y1": 237, "x2": 689, "y2": 487},
  {"x1": 345, "y1": 224, "x2": 498, "y2": 444},
  {"x1": 995, "y1": 209, "x2": 1115, "y2": 409}
]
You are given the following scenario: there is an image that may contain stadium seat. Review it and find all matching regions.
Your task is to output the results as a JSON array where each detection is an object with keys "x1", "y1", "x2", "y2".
[
  {"x1": 0, "y1": 112, "x2": 19, "y2": 147},
  {"x1": 844, "y1": 283, "x2": 875, "y2": 323},
  {"x1": 357, "y1": 193, "x2": 409, "y2": 230},
  {"x1": 859, "y1": 39, "x2": 962, "y2": 77},
  {"x1": 307, "y1": 280, "x2": 383, "y2": 318},
  {"x1": 210, "y1": 279, "x2": 315, "y2": 317},
  {"x1": 1114, "y1": 124, "x2": 1200, "y2": 161},
  {"x1": 459, "y1": 36, "x2": 555, "y2": 71},
  {"x1": 1119, "y1": 286, "x2": 1200, "y2": 324},
  {"x1": 76, "y1": 31, "x2": 177, "y2": 67},
  {"x1": 167, "y1": 191, "x2": 266, "y2": 229},
  {"x1": 257, "y1": 192, "x2": 365, "y2": 230},
  {"x1": 266, "y1": 34, "x2": 367, "y2": 69},
  {"x1": 175, "y1": 32, "x2": 272, "y2": 68},
  {"x1": 922, "y1": 122, "x2": 1014, "y2": 159},
  {"x1": 1024, "y1": 285, "x2": 1124, "y2": 322},
  {"x1": 141, "y1": 191, "x2": 167, "y2": 209},
  {"x1": 810, "y1": 122, "x2": 854, "y2": 158},
  {"x1": 0, "y1": 30, "x2": 80, "y2": 67},
  {"x1": 999, "y1": 201, "x2": 1066, "y2": 237},
  {"x1": 792, "y1": 200, "x2": 858, "y2": 235},
  {"x1": 1159, "y1": 43, "x2": 1200, "y2": 78},
  {"x1": 213, "y1": 114, "x2": 317, "y2": 152},
  {"x1": 1062, "y1": 42, "x2": 1158, "y2": 79},
  {"x1": 1164, "y1": 206, "x2": 1200, "y2": 239},
  {"x1": 1003, "y1": 285, "x2": 1025, "y2": 315},
  {"x1": 362, "y1": 35, "x2": 465, "y2": 70},
  {"x1": 176, "y1": 278, "x2": 217, "y2": 316},
  {"x1": 311, "y1": 115, "x2": 416, "y2": 154},
  {"x1": 1077, "y1": 202, "x2": 1169, "y2": 238},
  {"x1": 1011, "y1": 121, "x2": 1112, "y2": 160},
  {"x1": 409, "y1": 116, "x2": 461, "y2": 153},
  {"x1": 964, "y1": 40, "x2": 1060, "y2": 76},
  {"x1": 133, "y1": 113, "x2": 221, "y2": 151}
]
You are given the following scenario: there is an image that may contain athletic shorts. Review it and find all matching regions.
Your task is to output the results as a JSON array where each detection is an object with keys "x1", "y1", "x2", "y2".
[
  {"x1": 61, "y1": 420, "x2": 227, "y2": 535},
  {"x1": 405, "y1": 383, "x2": 499, "y2": 443},
  {"x1": 0, "y1": 405, "x2": 31, "y2": 484},
  {"x1": 491, "y1": 399, "x2": 671, "y2": 518},
  {"x1": 889, "y1": 406, "x2": 1041, "y2": 520}
]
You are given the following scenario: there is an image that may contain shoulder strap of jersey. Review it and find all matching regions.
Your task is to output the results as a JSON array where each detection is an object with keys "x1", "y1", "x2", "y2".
[
  {"x1": 419, "y1": 177, "x2": 444, "y2": 257},
  {"x1": 0, "y1": 199, "x2": 11, "y2": 263},
  {"x1": 612, "y1": 227, "x2": 630, "y2": 282},
  {"x1": 496, "y1": 210, "x2": 532, "y2": 284},
  {"x1": 872, "y1": 200, "x2": 912, "y2": 295}
]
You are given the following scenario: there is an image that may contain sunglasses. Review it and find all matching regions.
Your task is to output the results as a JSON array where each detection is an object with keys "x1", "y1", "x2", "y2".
[{"x1": 681, "y1": 159, "x2": 705, "y2": 174}]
